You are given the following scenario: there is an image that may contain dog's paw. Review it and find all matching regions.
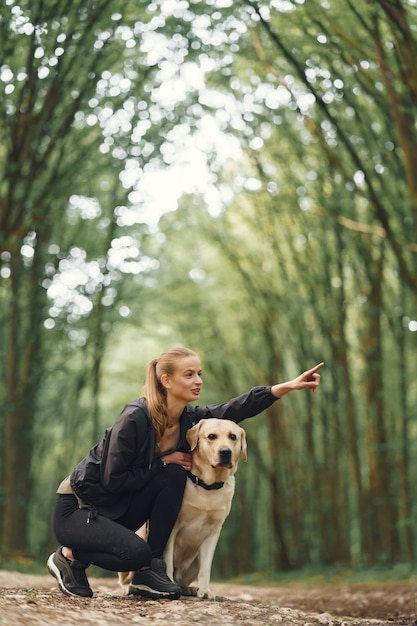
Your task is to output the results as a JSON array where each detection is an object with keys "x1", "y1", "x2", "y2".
[
  {"x1": 181, "y1": 586, "x2": 215, "y2": 599},
  {"x1": 181, "y1": 585, "x2": 198, "y2": 597},
  {"x1": 118, "y1": 571, "x2": 134, "y2": 595},
  {"x1": 119, "y1": 583, "x2": 131, "y2": 596},
  {"x1": 197, "y1": 587, "x2": 215, "y2": 600}
]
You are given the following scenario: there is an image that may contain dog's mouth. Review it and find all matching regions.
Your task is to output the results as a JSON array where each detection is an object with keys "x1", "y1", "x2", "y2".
[
  {"x1": 211, "y1": 461, "x2": 233, "y2": 469},
  {"x1": 219, "y1": 461, "x2": 233, "y2": 468},
  {"x1": 214, "y1": 448, "x2": 233, "y2": 468}
]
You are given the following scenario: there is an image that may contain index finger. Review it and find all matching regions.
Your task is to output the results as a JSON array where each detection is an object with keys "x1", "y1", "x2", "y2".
[{"x1": 306, "y1": 362, "x2": 324, "y2": 375}]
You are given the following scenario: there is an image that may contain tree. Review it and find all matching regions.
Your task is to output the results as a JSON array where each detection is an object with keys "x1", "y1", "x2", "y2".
[
  {"x1": 0, "y1": 0, "x2": 195, "y2": 557},
  {"x1": 143, "y1": 0, "x2": 417, "y2": 570},
  {"x1": 2, "y1": 0, "x2": 417, "y2": 571}
]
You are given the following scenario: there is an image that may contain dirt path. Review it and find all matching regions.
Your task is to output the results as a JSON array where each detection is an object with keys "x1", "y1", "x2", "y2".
[{"x1": 0, "y1": 571, "x2": 416, "y2": 625}]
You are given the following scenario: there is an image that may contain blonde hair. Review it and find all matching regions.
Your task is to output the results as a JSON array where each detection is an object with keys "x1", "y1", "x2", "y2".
[{"x1": 144, "y1": 347, "x2": 198, "y2": 442}]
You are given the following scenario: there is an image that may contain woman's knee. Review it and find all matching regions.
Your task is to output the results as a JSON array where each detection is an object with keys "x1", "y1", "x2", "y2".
[{"x1": 120, "y1": 537, "x2": 152, "y2": 570}]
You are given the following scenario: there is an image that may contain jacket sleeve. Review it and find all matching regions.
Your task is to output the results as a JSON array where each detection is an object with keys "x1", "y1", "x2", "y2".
[
  {"x1": 192, "y1": 386, "x2": 278, "y2": 424},
  {"x1": 99, "y1": 406, "x2": 162, "y2": 494}
]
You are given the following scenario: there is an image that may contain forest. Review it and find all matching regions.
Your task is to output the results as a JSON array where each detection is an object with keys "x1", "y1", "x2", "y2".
[{"x1": 0, "y1": 0, "x2": 416, "y2": 579}]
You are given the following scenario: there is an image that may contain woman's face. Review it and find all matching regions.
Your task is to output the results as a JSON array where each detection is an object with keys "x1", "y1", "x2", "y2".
[{"x1": 162, "y1": 355, "x2": 203, "y2": 404}]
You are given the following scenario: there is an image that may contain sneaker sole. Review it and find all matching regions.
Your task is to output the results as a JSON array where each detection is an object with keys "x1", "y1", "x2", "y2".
[
  {"x1": 128, "y1": 583, "x2": 180, "y2": 600},
  {"x1": 47, "y1": 553, "x2": 93, "y2": 598}
]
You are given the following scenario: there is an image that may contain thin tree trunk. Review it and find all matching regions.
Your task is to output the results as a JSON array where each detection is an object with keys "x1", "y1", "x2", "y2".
[
  {"x1": 362, "y1": 245, "x2": 397, "y2": 562},
  {"x1": 2, "y1": 244, "x2": 44, "y2": 555}
]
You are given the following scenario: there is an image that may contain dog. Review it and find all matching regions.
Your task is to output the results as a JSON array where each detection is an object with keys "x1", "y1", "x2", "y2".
[{"x1": 118, "y1": 417, "x2": 247, "y2": 599}]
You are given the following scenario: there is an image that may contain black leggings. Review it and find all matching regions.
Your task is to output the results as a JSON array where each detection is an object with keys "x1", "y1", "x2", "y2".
[{"x1": 52, "y1": 464, "x2": 187, "y2": 572}]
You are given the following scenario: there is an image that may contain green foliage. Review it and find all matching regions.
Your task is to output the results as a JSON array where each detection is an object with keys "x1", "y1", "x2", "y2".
[{"x1": 0, "y1": 0, "x2": 416, "y2": 575}]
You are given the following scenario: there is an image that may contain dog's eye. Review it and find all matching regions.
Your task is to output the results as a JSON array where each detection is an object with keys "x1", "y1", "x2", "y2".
[
  {"x1": 229, "y1": 434, "x2": 237, "y2": 441},
  {"x1": 208, "y1": 433, "x2": 217, "y2": 440}
]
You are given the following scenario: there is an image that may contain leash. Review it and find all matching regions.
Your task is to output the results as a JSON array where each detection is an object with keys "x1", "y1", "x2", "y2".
[{"x1": 186, "y1": 471, "x2": 225, "y2": 491}]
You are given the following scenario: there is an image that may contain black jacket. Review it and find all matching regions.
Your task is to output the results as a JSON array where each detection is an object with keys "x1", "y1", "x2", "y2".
[{"x1": 70, "y1": 386, "x2": 277, "y2": 519}]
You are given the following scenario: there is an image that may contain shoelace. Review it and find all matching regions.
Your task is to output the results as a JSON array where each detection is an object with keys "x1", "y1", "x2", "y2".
[
  {"x1": 152, "y1": 560, "x2": 171, "y2": 580},
  {"x1": 152, "y1": 561, "x2": 166, "y2": 575}
]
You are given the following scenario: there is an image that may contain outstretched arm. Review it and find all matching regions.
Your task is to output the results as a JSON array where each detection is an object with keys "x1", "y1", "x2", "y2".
[{"x1": 270, "y1": 362, "x2": 324, "y2": 398}]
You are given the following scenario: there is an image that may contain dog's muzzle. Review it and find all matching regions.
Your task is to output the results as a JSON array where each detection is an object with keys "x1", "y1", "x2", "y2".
[{"x1": 218, "y1": 447, "x2": 233, "y2": 467}]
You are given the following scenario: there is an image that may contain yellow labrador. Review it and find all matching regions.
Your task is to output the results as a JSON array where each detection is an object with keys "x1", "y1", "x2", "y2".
[{"x1": 118, "y1": 418, "x2": 247, "y2": 599}]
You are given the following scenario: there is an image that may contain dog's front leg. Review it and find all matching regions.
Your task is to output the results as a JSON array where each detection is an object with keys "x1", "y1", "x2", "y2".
[{"x1": 196, "y1": 530, "x2": 222, "y2": 599}]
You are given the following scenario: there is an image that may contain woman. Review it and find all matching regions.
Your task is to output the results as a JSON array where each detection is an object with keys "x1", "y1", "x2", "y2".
[{"x1": 47, "y1": 347, "x2": 323, "y2": 600}]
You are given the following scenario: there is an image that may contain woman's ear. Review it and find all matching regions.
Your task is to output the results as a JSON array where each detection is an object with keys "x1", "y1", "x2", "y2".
[{"x1": 160, "y1": 373, "x2": 170, "y2": 389}]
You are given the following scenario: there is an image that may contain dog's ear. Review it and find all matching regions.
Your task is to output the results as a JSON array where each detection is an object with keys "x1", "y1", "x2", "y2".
[
  {"x1": 240, "y1": 428, "x2": 247, "y2": 461},
  {"x1": 186, "y1": 422, "x2": 202, "y2": 451}
]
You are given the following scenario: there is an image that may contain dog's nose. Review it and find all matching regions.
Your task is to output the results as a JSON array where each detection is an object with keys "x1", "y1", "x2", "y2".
[{"x1": 219, "y1": 448, "x2": 232, "y2": 466}]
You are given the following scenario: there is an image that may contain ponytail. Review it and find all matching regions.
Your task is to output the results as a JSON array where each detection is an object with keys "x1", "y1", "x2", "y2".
[
  {"x1": 144, "y1": 347, "x2": 198, "y2": 442},
  {"x1": 144, "y1": 358, "x2": 167, "y2": 442}
]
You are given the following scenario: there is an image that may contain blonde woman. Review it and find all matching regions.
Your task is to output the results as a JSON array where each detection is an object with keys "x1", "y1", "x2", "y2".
[{"x1": 48, "y1": 347, "x2": 323, "y2": 600}]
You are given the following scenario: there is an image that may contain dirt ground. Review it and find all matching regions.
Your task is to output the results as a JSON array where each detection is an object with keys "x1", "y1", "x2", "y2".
[{"x1": 0, "y1": 571, "x2": 416, "y2": 626}]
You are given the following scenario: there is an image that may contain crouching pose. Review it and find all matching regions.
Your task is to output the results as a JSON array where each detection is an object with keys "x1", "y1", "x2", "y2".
[{"x1": 48, "y1": 347, "x2": 323, "y2": 599}]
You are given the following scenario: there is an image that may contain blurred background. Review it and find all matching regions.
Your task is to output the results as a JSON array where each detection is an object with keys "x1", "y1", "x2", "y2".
[{"x1": 1, "y1": 0, "x2": 416, "y2": 580}]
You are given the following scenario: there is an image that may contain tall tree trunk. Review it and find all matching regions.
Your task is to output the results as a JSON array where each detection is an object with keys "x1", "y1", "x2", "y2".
[
  {"x1": 362, "y1": 245, "x2": 397, "y2": 562},
  {"x1": 2, "y1": 241, "x2": 45, "y2": 555},
  {"x1": 264, "y1": 405, "x2": 292, "y2": 570},
  {"x1": 395, "y1": 315, "x2": 413, "y2": 560},
  {"x1": 334, "y1": 229, "x2": 372, "y2": 564}
]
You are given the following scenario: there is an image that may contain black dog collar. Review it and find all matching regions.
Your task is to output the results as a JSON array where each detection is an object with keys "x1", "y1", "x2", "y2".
[{"x1": 187, "y1": 471, "x2": 225, "y2": 490}]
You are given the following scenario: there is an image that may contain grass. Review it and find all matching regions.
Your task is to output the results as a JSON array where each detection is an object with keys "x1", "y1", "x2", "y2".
[
  {"x1": 1, "y1": 558, "x2": 417, "y2": 586},
  {"x1": 215, "y1": 562, "x2": 417, "y2": 587},
  {"x1": 0, "y1": 557, "x2": 46, "y2": 575}
]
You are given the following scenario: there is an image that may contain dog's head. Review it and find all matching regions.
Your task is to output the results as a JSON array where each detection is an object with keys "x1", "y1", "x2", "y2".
[{"x1": 186, "y1": 418, "x2": 247, "y2": 471}]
